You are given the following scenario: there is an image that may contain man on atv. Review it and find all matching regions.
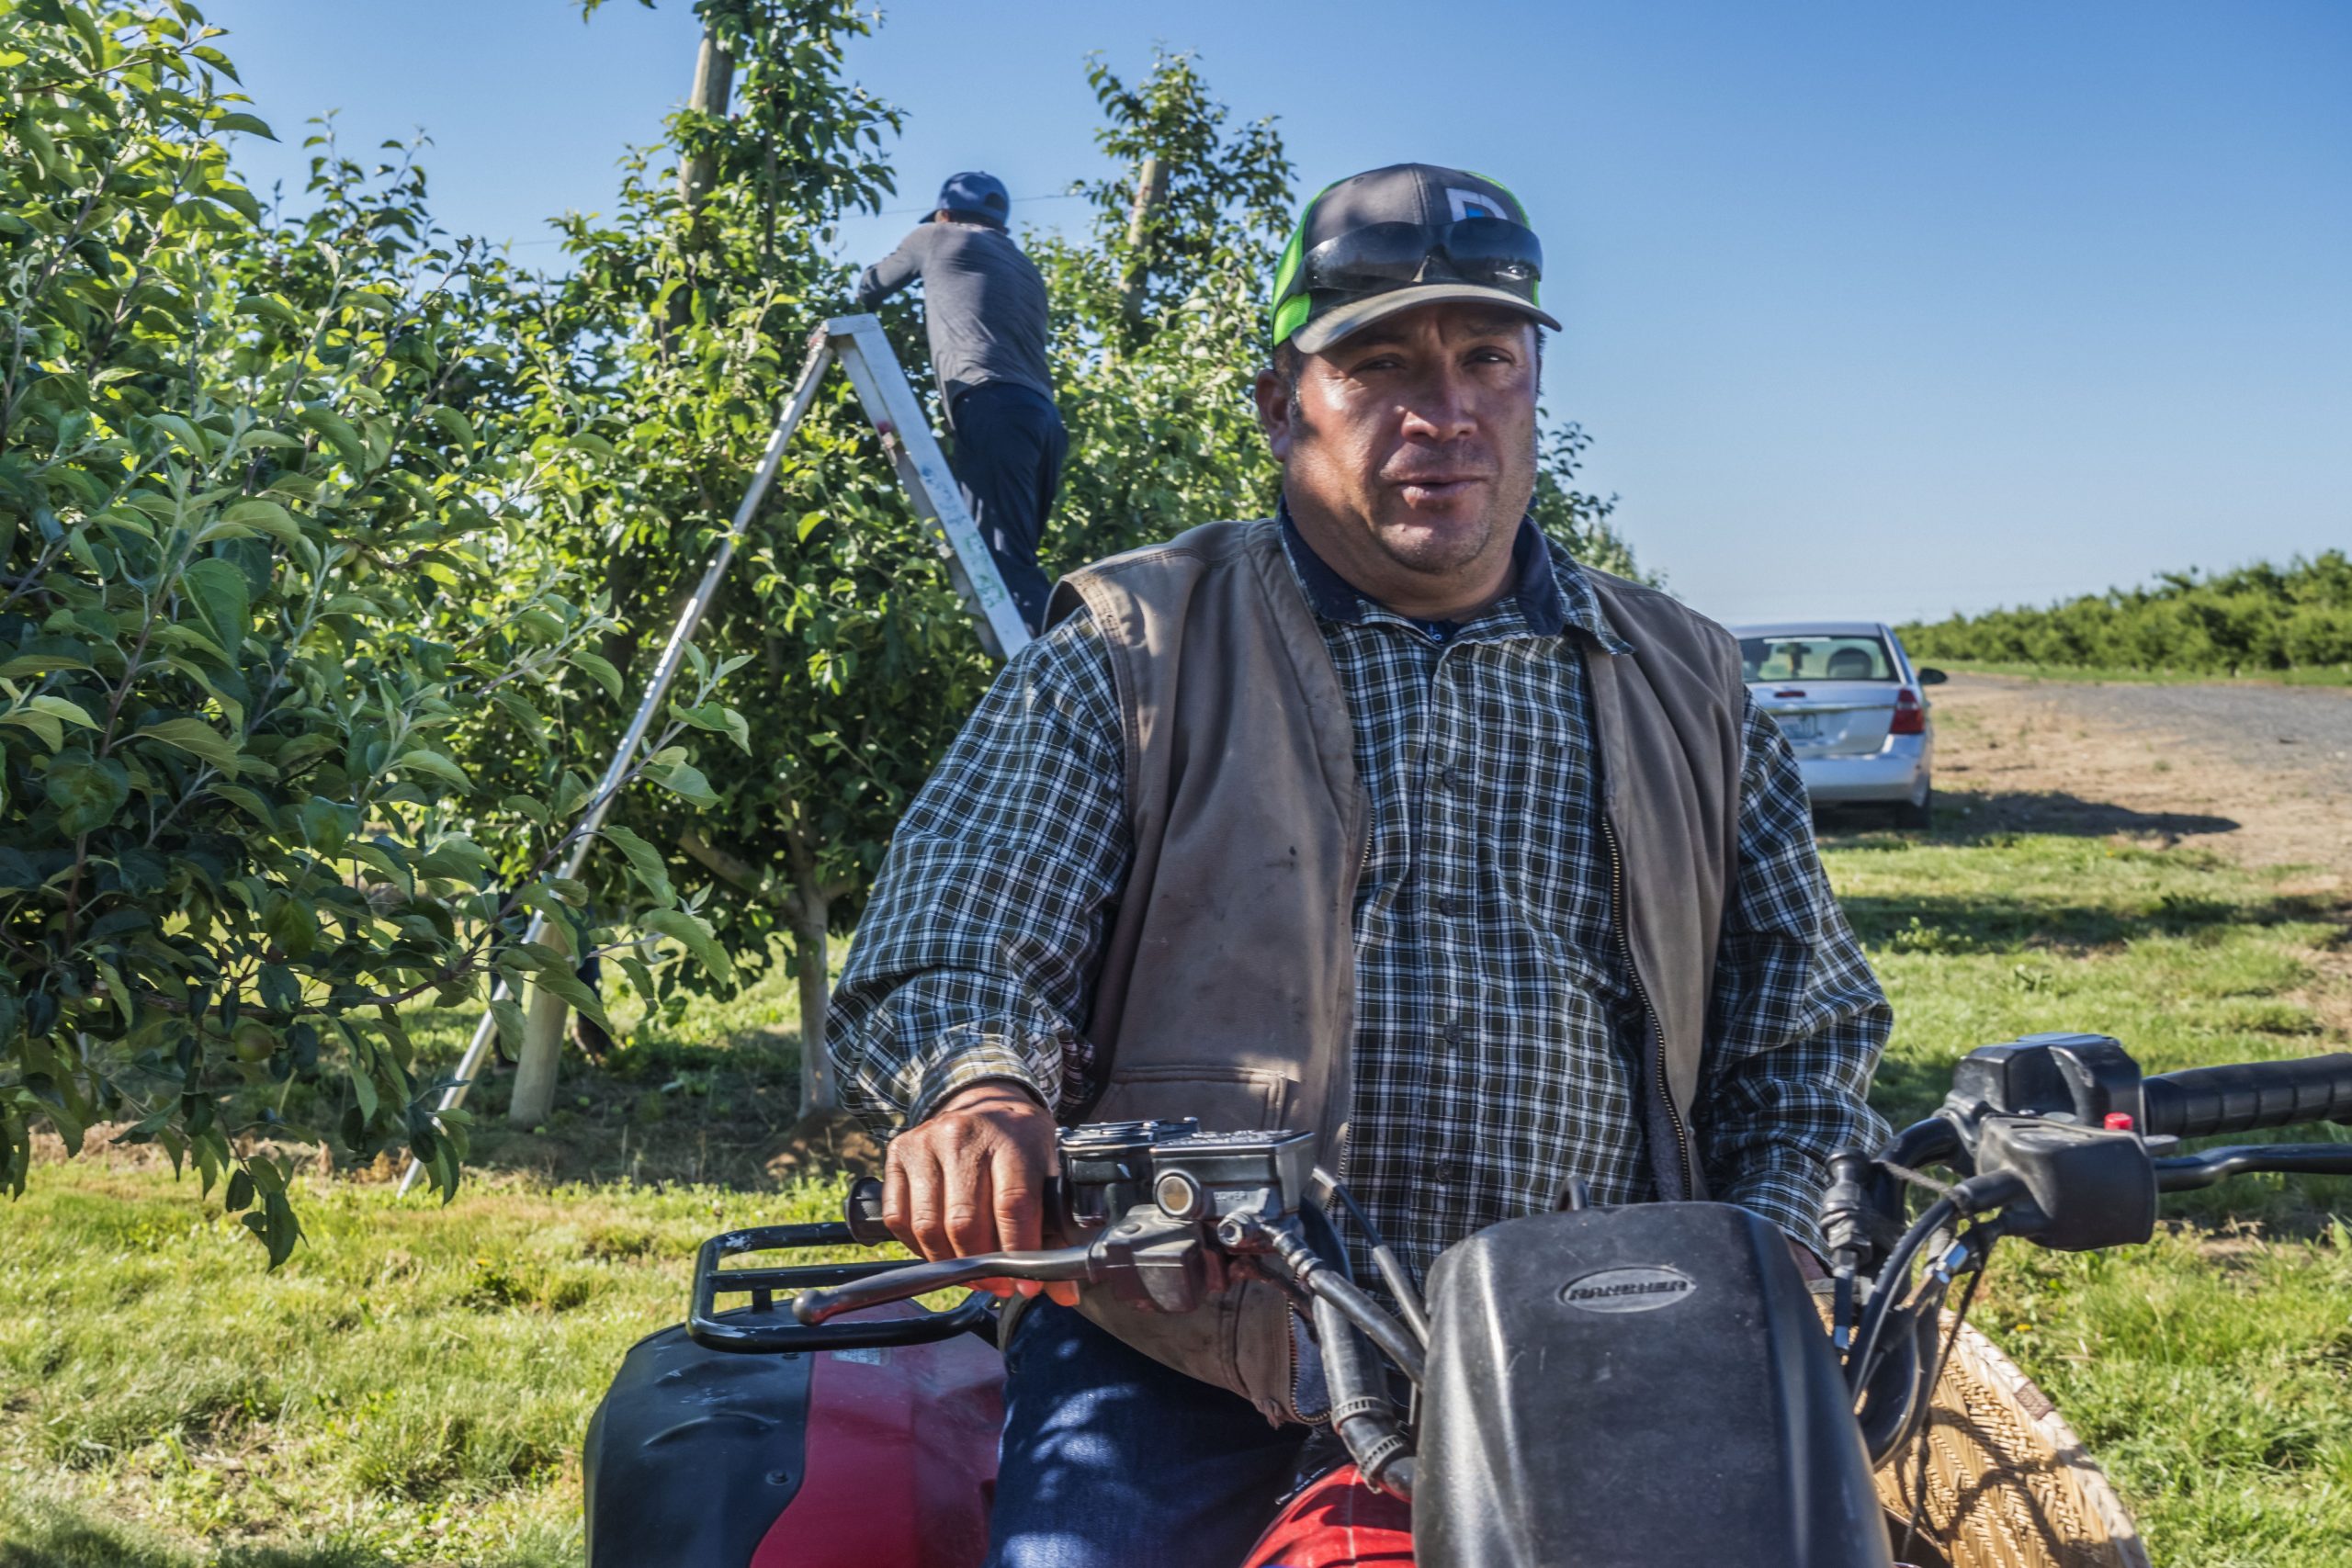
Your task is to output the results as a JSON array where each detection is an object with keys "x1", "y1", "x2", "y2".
[{"x1": 828, "y1": 163, "x2": 1890, "y2": 1568}]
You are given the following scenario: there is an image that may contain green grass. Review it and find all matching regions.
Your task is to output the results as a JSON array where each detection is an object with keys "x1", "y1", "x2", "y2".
[
  {"x1": 3, "y1": 816, "x2": 2347, "y2": 1565},
  {"x1": 0, "y1": 1171, "x2": 848, "y2": 1567},
  {"x1": 1818, "y1": 818, "x2": 2352, "y2": 1566},
  {"x1": 1930, "y1": 657, "x2": 2352, "y2": 689}
]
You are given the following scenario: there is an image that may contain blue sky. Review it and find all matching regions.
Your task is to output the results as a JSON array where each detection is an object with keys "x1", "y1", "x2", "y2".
[{"x1": 204, "y1": 0, "x2": 2350, "y2": 627}]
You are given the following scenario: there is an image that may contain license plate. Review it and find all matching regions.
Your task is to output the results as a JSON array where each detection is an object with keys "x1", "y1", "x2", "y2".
[{"x1": 1777, "y1": 712, "x2": 1819, "y2": 742}]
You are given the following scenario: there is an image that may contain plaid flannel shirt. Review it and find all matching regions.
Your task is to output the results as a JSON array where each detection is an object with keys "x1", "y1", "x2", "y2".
[{"x1": 828, "y1": 516, "x2": 1890, "y2": 1268}]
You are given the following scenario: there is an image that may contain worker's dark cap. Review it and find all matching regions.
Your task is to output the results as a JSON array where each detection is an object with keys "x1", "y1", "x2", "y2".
[
  {"x1": 1270, "y1": 164, "x2": 1560, "y2": 354},
  {"x1": 924, "y1": 171, "x2": 1012, "y2": 229}
]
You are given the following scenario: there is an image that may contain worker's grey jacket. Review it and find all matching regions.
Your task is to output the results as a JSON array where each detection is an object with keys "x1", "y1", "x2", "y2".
[
  {"x1": 1044, "y1": 517, "x2": 1746, "y2": 1423},
  {"x1": 854, "y1": 219, "x2": 1054, "y2": 418}
]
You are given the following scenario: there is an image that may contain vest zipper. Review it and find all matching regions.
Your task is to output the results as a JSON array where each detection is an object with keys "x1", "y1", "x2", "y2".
[
  {"x1": 1285, "y1": 1309, "x2": 1317, "y2": 1425},
  {"x1": 1601, "y1": 816, "x2": 1696, "y2": 1199}
]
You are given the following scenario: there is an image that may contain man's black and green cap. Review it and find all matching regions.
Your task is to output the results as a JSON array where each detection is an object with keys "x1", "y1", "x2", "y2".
[{"x1": 1270, "y1": 163, "x2": 1562, "y2": 354}]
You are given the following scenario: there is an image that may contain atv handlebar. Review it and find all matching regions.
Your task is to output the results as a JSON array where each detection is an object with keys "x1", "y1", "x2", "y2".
[
  {"x1": 686, "y1": 1223, "x2": 997, "y2": 1352},
  {"x1": 678, "y1": 1035, "x2": 2352, "y2": 1509},
  {"x1": 2142, "y1": 1053, "x2": 2352, "y2": 1140},
  {"x1": 792, "y1": 1243, "x2": 1102, "y2": 1324}
]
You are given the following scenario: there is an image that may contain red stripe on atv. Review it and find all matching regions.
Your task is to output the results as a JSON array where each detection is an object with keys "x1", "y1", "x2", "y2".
[
  {"x1": 1242, "y1": 1466, "x2": 1415, "y2": 1567},
  {"x1": 752, "y1": 1310, "x2": 1004, "y2": 1568}
]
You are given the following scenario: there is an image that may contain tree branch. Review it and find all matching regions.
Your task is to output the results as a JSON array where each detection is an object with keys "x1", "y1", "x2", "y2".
[{"x1": 675, "y1": 825, "x2": 764, "y2": 893}]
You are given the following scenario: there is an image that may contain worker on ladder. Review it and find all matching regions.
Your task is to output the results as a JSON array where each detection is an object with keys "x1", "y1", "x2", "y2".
[{"x1": 857, "y1": 172, "x2": 1065, "y2": 635}]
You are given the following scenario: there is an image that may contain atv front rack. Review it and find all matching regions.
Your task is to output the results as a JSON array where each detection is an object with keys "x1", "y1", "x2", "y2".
[{"x1": 687, "y1": 1220, "x2": 995, "y2": 1353}]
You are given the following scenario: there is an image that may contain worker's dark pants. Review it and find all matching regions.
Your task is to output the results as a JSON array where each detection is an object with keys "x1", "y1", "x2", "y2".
[
  {"x1": 949, "y1": 382, "x2": 1067, "y2": 636},
  {"x1": 987, "y1": 1303, "x2": 1309, "y2": 1568}
]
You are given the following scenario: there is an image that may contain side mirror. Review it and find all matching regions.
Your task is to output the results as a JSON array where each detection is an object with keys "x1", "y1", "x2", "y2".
[{"x1": 1916, "y1": 667, "x2": 1949, "y2": 686}]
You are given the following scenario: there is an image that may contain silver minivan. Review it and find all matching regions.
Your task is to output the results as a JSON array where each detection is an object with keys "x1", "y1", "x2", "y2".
[{"x1": 1730, "y1": 621, "x2": 1947, "y2": 827}]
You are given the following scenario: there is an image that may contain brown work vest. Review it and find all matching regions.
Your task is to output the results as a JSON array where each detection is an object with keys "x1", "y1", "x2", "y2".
[{"x1": 1042, "y1": 516, "x2": 1746, "y2": 1419}]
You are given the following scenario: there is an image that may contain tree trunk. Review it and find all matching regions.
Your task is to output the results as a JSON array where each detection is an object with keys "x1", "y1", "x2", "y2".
[
  {"x1": 788, "y1": 885, "x2": 839, "y2": 1116},
  {"x1": 678, "y1": 24, "x2": 735, "y2": 209},
  {"x1": 1116, "y1": 153, "x2": 1168, "y2": 335},
  {"x1": 507, "y1": 979, "x2": 569, "y2": 1129},
  {"x1": 510, "y1": 909, "x2": 583, "y2": 1130}
]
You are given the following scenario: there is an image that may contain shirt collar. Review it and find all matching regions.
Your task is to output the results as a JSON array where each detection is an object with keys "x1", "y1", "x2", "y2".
[{"x1": 1277, "y1": 499, "x2": 1631, "y2": 653}]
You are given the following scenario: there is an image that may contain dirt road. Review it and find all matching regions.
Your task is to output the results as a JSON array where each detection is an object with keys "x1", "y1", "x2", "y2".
[{"x1": 1924, "y1": 673, "x2": 2352, "y2": 884}]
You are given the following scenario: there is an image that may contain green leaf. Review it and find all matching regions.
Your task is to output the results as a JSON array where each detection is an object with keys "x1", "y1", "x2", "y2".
[
  {"x1": 391, "y1": 750, "x2": 472, "y2": 791},
  {"x1": 298, "y1": 796, "x2": 351, "y2": 854},
  {"x1": 136, "y1": 716, "x2": 242, "y2": 773},
  {"x1": 231, "y1": 425, "x2": 303, "y2": 451},
  {"x1": 247, "y1": 1189, "x2": 303, "y2": 1268},
  {"x1": 26, "y1": 695, "x2": 97, "y2": 731},
  {"x1": 348, "y1": 1036, "x2": 379, "y2": 1122},
  {"x1": 492, "y1": 688, "x2": 548, "y2": 752},
  {"x1": 528, "y1": 964, "x2": 612, "y2": 1032},
  {"x1": 261, "y1": 894, "x2": 317, "y2": 960},
  {"x1": 148, "y1": 412, "x2": 213, "y2": 460},
  {"x1": 489, "y1": 997, "x2": 526, "y2": 1054},
  {"x1": 219, "y1": 497, "x2": 303, "y2": 550},
  {"x1": 214, "y1": 110, "x2": 277, "y2": 140},
  {"x1": 643, "y1": 750, "x2": 718, "y2": 807},
  {"x1": 212, "y1": 784, "x2": 277, "y2": 829},
  {"x1": 571, "y1": 649, "x2": 624, "y2": 700},
  {"x1": 257, "y1": 964, "x2": 300, "y2": 1014},
  {"x1": 179, "y1": 557, "x2": 252, "y2": 658},
  {"x1": 295, "y1": 405, "x2": 368, "y2": 472},
  {"x1": 0, "y1": 709, "x2": 62, "y2": 750},
  {"x1": 641, "y1": 908, "x2": 734, "y2": 988},
  {"x1": 0, "y1": 650, "x2": 95, "y2": 680},
  {"x1": 426, "y1": 405, "x2": 477, "y2": 448},
  {"x1": 235, "y1": 295, "x2": 305, "y2": 332},
  {"x1": 598, "y1": 824, "x2": 673, "y2": 905},
  {"x1": 45, "y1": 751, "x2": 130, "y2": 836},
  {"x1": 674, "y1": 701, "x2": 751, "y2": 753}
]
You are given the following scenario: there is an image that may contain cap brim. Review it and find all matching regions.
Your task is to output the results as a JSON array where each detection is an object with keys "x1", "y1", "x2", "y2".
[{"x1": 1291, "y1": 283, "x2": 1561, "y2": 355}]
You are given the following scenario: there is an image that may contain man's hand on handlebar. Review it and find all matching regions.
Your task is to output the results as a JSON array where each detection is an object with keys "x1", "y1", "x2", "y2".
[{"x1": 884, "y1": 1080, "x2": 1080, "y2": 1306}]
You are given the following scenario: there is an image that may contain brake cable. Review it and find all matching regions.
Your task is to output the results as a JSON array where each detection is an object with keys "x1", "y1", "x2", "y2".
[
  {"x1": 1846, "y1": 1169, "x2": 2024, "y2": 1399},
  {"x1": 1896, "y1": 1227, "x2": 1995, "y2": 1564},
  {"x1": 1311, "y1": 1167, "x2": 1430, "y2": 1346}
]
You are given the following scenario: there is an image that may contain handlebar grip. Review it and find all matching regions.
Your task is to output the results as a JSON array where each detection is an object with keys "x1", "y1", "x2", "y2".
[
  {"x1": 2141, "y1": 1054, "x2": 2352, "y2": 1140},
  {"x1": 844, "y1": 1176, "x2": 892, "y2": 1247}
]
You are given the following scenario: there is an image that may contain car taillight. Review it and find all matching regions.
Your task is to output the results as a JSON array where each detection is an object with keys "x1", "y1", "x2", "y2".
[{"x1": 1890, "y1": 688, "x2": 1926, "y2": 735}]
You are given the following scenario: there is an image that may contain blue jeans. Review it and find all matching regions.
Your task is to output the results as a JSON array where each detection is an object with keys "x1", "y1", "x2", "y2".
[
  {"x1": 948, "y1": 381, "x2": 1067, "y2": 637},
  {"x1": 986, "y1": 1303, "x2": 1311, "y2": 1568}
]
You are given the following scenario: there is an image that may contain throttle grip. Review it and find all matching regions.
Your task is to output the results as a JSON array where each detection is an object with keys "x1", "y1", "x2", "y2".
[
  {"x1": 840, "y1": 1174, "x2": 1080, "y2": 1249},
  {"x1": 2141, "y1": 1054, "x2": 2352, "y2": 1140},
  {"x1": 843, "y1": 1176, "x2": 892, "y2": 1247}
]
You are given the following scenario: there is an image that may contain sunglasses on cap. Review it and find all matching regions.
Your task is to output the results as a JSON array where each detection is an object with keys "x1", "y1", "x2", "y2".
[{"x1": 1301, "y1": 216, "x2": 1544, "y2": 298}]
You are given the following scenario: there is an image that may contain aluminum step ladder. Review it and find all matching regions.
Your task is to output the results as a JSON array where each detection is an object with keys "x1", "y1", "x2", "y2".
[
  {"x1": 397, "y1": 313, "x2": 1028, "y2": 1195},
  {"x1": 808, "y1": 314, "x2": 1033, "y2": 660}
]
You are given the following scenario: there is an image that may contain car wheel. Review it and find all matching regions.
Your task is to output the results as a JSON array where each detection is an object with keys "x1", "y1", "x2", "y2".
[{"x1": 1894, "y1": 784, "x2": 1933, "y2": 831}]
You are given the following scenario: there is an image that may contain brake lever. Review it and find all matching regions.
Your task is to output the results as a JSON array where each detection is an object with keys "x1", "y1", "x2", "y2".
[
  {"x1": 2154, "y1": 1144, "x2": 2352, "y2": 1191},
  {"x1": 791, "y1": 1242, "x2": 1104, "y2": 1324}
]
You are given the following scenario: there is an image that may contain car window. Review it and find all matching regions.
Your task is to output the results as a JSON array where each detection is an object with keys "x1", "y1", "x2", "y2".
[{"x1": 1739, "y1": 634, "x2": 1897, "y2": 682}]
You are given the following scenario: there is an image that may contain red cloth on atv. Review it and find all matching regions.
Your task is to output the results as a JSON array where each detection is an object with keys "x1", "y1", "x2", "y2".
[{"x1": 1241, "y1": 1467, "x2": 1415, "y2": 1568}]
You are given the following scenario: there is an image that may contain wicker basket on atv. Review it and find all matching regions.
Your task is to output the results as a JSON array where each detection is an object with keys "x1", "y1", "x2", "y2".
[
  {"x1": 1867, "y1": 1318, "x2": 2147, "y2": 1568},
  {"x1": 586, "y1": 1034, "x2": 2351, "y2": 1568}
]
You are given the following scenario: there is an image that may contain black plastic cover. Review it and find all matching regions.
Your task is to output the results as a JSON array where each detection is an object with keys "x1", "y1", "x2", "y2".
[
  {"x1": 1975, "y1": 1115, "x2": 2155, "y2": 1251},
  {"x1": 1414, "y1": 1202, "x2": 1892, "y2": 1568},
  {"x1": 584, "y1": 1314, "x2": 811, "y2": 1568},
  {"x1": 1942, "y1": 1033, "x2": 2143, "y2": 1133}
]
